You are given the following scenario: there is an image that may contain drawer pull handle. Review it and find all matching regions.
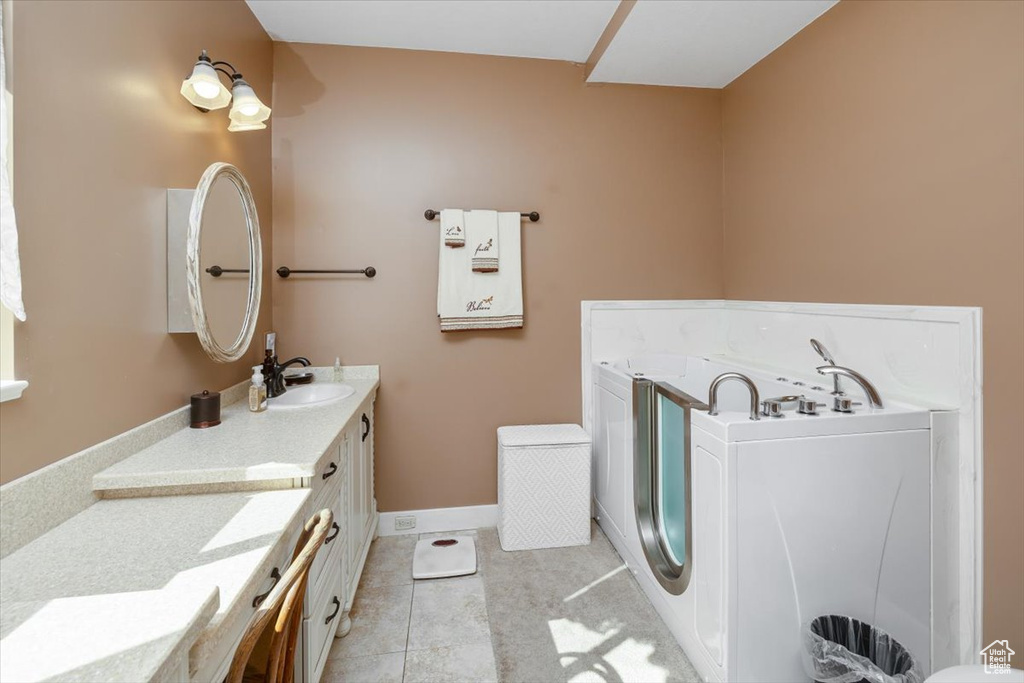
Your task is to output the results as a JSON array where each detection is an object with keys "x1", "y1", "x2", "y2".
[
  {"x1": 322, "y1": 462, "x2": 338, "y2": 480},
  {"x1": 325, "y1": 596, "x2": 341, "y2": 625},
  {"x1": 252, "y1": 567, "x2": 281, "y2": 608},
  {"x1": 325, "y1": 522, "x2": 340, "y2": 544},
  {"x1": 361, "y1": 414, "x2": 370, "y2": 442}
]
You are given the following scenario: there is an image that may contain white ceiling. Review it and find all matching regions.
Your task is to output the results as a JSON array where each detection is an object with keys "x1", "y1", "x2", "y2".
[
  {"x1": 245, "y1": 0, "x2": 620, "y2": 62},
  {"x1": 245, "y1": 0, "x2": 838, "y2": 89},
  {"x1": 588, "y1": 0, "x2": 838, "y2": 88}
]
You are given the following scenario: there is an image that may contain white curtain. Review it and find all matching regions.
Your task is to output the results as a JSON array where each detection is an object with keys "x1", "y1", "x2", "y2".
[{"x1": 0, "y1": 2, "x2": 25, "y2": 321}]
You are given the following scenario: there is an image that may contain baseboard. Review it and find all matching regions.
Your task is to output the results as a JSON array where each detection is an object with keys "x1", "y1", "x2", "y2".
[{"x1": 377, "y1": 504, "x2": 498, "y2": 537}]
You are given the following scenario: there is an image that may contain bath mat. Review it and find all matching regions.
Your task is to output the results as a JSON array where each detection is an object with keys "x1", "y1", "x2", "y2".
[{"x1": 412, "y1": 536, "x2": 477, "y2": 580}]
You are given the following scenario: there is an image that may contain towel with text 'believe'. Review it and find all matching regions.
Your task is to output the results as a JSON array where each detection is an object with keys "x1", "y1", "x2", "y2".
[{"x1": 437, "y1": 211, "x2": 522, "y2": 331}]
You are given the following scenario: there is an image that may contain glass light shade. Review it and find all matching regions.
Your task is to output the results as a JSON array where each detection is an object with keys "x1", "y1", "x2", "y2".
[
  {"x1": 227, "y1": 120, "x2": 267, "y2": 132},
  {"x1": 180, "y1": 61, "x2": 231, "y2": 110},
  {"x1": 228, "y1": 80, "x2": 271, "y2": 126}
]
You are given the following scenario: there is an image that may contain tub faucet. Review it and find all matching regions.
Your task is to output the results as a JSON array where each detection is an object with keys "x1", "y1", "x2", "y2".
[
  {"x1": 810, "y1": 339, "x2": 843, "y2": 395},
  {"x1": 816, "y1": 366, "x2": 884, "y2": 409},
  {"x1": 708, "y1": 372, "x2": 761, "y2": 421}
]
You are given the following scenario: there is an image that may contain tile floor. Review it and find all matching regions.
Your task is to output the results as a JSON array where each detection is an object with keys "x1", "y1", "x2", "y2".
[{"x1": 322, "y1": 525, "x2": 698, "y2": 683}]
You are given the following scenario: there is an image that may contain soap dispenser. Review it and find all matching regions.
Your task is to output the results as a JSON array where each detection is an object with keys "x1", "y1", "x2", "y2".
[
  {"x1": 249, "y1": 366, "x2": 268, "y2": 413},
  {"x1": 333, "y1": 357, "x2": 343, "y2": 382}
]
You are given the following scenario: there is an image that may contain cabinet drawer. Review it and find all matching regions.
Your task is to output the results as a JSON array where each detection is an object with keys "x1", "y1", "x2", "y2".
[
  {"x1": 312, "y1": 443, "x2": 345, "y2": 515},
  {"x1": 303, "y1": 559, "x2": 344, "y2": 683},
  {"x1": 310, "y1": 437, "x2": 343, "y2": 504},
  {"x1": 308, "y1": 491, "x2": 344, "y2": 606},
  {"x1": 191, "y1": 522, "x2": 299, "y2": 683}
]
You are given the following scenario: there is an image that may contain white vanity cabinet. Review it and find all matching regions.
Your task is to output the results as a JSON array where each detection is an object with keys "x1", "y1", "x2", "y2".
[
  {"x1": 298, "y1": 393, "x2": 377, "y2": 683},
  {"x1": 298, "y1": 430, "x2": 348, "y2": 683},
  {"x1": 341, "y1": 397, "x2": 376, "y2": 634}
]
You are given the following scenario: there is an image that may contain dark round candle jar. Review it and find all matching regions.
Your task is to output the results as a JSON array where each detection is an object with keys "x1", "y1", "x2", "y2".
[{"x1": 190, "y1": 390, "x2": 221, "y2": 428}]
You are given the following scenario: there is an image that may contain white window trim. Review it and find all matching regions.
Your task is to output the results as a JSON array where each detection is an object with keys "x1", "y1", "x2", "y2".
[
  {"x1": 0, "y1": 301, "x2": 24, "y2": 402},
  {"x1": 0, "y1": 0, "x2": 24, "y2": 403},
  {"x1": 0, "y1": 379, "x2": 26, "y2": 402}
]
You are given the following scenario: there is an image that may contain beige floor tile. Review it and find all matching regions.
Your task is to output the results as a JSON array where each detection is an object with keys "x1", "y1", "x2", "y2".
[
  {"x1": 403, "y1": 644, "x2": 498, "y2": 683},
  {"x1": 330, "y1": 583, "x2": 413, "y2": 659},
  {"x1": 346, "y1": 524, "x2": 698, "y2": 683},
  {"x1": 322, "y1": 652, "x2": 405, "y2": 683},
  {"x1": 360, "y1": 535, "x2": 418, "y2": 589},
  {"x1": 478, "y1": 525, "x2": 700, "y2": 682},
  {"x1": 407, "y1": 577, "x2": 491, "y2": 651}
]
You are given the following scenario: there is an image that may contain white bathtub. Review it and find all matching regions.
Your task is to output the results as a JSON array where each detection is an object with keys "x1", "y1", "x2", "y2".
[{"x1": 593, "y1": 355, "x2": 932, "y2": 682}]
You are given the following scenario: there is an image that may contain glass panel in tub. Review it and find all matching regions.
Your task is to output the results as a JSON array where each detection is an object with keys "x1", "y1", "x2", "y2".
[
  {"x1": 658, "y1": 392, "x2": 688, "y2": 566},
  {"x1": 633, "y1": 378, "x2": 708, "y2": 595}
]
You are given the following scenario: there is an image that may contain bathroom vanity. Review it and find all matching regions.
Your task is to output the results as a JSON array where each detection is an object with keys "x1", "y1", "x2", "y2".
[{"x1": 0, "y1": 366, "x2": 379, "y2": 683}]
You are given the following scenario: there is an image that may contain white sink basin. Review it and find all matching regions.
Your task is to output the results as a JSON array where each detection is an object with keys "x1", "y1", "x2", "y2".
[{"x1": 268, "y1": 383, "x2": 355, "y2": 409}]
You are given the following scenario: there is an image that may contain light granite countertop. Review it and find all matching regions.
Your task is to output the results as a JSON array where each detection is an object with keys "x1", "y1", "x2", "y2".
[
  {"x1": 0, "y1": 488, "x2": 310, "y2": 681},
  {"x1": 92, "y1": 367, "x2": 379, "y2": 494},
  {"x1": 0, "y1": 587, "x2": 218, "y2": 683}
]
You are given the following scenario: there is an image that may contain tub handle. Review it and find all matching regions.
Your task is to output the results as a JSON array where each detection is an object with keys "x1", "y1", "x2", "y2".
[{"x1": 708, "y1": 373, "x2": 761, "y2": 421}]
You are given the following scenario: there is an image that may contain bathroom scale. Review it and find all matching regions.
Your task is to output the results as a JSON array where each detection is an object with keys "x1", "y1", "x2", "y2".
[{"x1": 412, "y1": 536, "x2": 477, "y2": 580}]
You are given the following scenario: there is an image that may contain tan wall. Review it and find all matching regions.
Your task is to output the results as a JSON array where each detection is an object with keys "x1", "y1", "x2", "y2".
[
  {"x1": 272, "y1": 44, "x2": 723, "y2": 512},
  {"x1": 721, "y1": 0, "x2": 1024, "y2": 650},
  {"x1": 0, "y1": 0, "x2": 273, "y2": 484}
]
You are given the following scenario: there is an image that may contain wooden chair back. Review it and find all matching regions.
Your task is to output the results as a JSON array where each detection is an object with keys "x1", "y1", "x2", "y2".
[{"x1": 227, "y1": 508, "x2": 334, "y2": 683}]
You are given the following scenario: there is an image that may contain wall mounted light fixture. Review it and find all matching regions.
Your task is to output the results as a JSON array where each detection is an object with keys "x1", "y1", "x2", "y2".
[{"x1": 180, "y1": 50, "x2": 270, "y2": 131}]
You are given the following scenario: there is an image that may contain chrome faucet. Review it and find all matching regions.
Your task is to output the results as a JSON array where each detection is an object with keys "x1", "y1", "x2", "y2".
[
  {"x1": 810, "y1": 339, "x2": 843, "y2": 395},
  {"x1": 816, "y1": 365, "x2": 884, "y2": 409},
  {"x1": 708, "y1": 372, "x2": 761, "y2": 421}
]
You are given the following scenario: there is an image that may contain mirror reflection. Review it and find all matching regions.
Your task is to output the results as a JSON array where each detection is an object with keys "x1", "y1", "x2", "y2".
[{"x1": 198, "y1": 176, "x2": 250, "y2": 348}]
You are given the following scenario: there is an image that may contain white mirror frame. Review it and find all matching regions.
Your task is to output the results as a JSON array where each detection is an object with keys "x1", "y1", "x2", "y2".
[{"x1": 186, "y1": 162, "x2": 262, "y2": 363}]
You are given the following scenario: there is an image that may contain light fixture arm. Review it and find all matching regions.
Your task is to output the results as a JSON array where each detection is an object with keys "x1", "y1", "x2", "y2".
[{"x1": 211, "y1": 60, "x2": 240, "y2": 76}]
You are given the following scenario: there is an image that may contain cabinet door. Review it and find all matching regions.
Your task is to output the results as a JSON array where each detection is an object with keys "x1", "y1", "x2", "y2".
[
  {"x1": 338, "y1": 432, "x2": 350, "y2": 601},
  {"x1": 345, "y1": 423, "x2": 363, "y2": 577},
  {"x1": 357, "y1": 403, "x2": 374, "y2": 540}
]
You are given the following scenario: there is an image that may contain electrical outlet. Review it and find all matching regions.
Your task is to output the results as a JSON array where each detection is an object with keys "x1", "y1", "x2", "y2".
[{"x1": 394, "y1": 516, "x2": 416, "y2": 531}]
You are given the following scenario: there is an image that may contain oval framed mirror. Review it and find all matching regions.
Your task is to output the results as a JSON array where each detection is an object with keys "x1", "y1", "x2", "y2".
[{"x1": 186, "y1": 162, "x2": 262, "y2": 363}]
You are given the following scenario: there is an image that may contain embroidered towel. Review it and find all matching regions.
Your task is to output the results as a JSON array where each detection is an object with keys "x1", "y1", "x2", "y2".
[
  {"x1": 469, "y1": 209, "x2": 499, "y2": 272},
  {"x1": 441, "y1": 208, "x2": 465, "y2": 247},
  {"x1": 438, "y1": 211, "x2": 522, "y2": 331}
]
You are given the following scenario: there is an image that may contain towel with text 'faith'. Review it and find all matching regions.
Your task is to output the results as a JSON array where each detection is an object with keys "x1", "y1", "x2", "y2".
[
  {"x1": 441, "y1": 208, "x2": 465, "y2": 247},
  {"x1": 437, "y1": 211, "x2": 522, "y2": 331},
  {"x1": 469, "y1": 209, "x2": 499, "y2": 272}
]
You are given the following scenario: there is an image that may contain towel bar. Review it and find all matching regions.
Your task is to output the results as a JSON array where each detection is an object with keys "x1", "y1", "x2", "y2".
[
  {"x1": 209, "y1": 265, "x2": 376, "y2": 278},
  {"x1": 276, "y1": 266, "x2": 376, "y2": 278},
  {"x1": 424, "y1": 209, "x2": 539, "y2": 222},
  {"x1": 205, "y1": 266, "x2": 248, "y2": 277}
]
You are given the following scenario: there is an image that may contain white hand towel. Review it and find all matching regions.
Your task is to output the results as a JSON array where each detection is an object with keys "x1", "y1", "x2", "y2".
[
  {"x1": 438, "y1": 211, "x2": 522, "y2": 331},
  {"x1": 441, "y1": 208, "x2": 465, "y2": 247},
  {"x1": 469, "y1": 210, "x2": 500, "y2": 273}
]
